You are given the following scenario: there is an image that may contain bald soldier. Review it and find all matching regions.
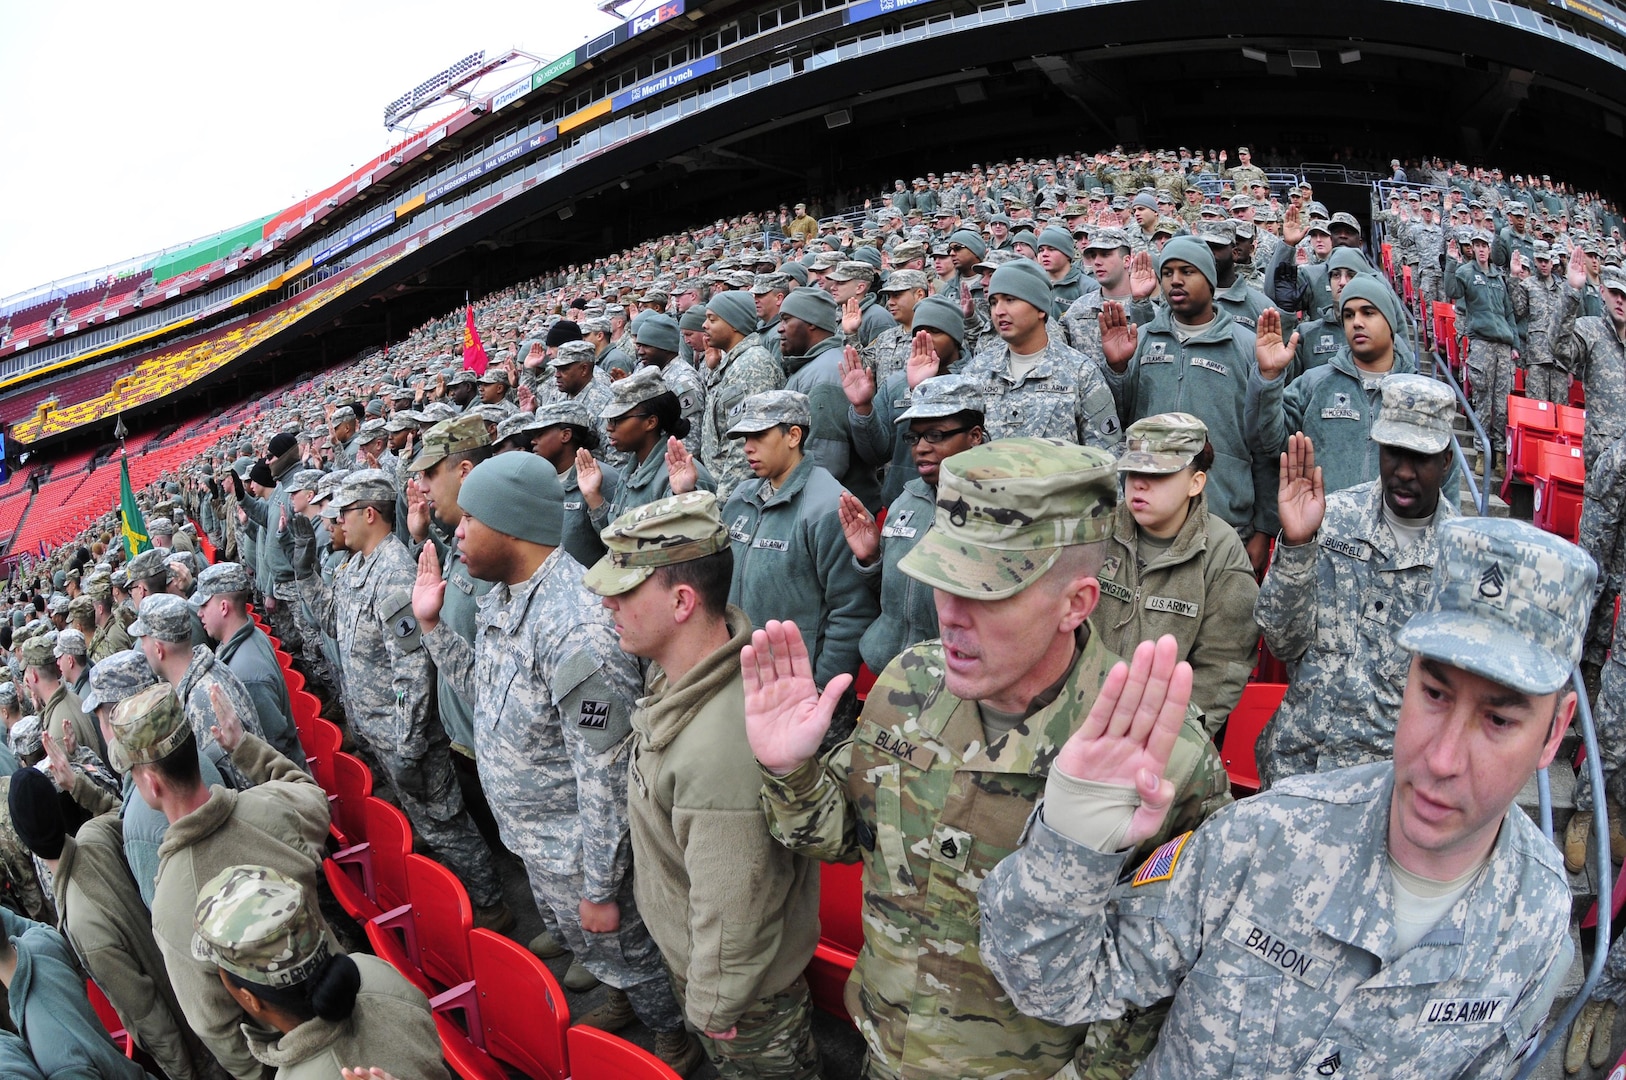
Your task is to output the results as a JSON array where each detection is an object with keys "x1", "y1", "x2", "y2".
[
  {"x1": 980, "y1": 517, "x2": 1589, "y2": 1080},
  {"x1": 744, "y1": 439, "x2": 1229, "y2": 1080}
]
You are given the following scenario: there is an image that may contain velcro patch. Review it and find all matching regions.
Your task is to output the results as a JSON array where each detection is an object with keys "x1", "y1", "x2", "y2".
[
  {"x1": 863, "y1": 724, "x2": 938, "y2": 769},
  {"x1": 1132, "y1": 831, "x2": 1191, "y2": 886},
  {"x1": 1144, "y1": 595, "x2": 1198, "y2": 618},
  {"x1": 1189, "y1": 356, "x2": 1228, "y2": 376},
  {"x1": 1320, "y1": 408, "x2": 1361, "y2": 420},
  {"x1": 1322, "y1": 537, "x2": 1370, "y2": 561},
  {"x1": 1098, "y1": 579, "x2": 1133, "y2": 604},
  {"x1": 1223, "y1": 916, "x2": 1334, "y2": 988},
  {"x1": 752, "y1": 537, "x2": 789, "y2": 550},
  {"x1": 578, "y1": 699, "x2": 612, "y2": 729},
  {"x1": 1419, "y1": 997, "x2": 1511, "y2": 1025}
]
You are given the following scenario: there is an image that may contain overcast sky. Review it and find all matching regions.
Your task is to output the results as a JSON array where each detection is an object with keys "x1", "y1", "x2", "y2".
[{"x1": 0, "y1": 0, "x2": 631, "y2": 303}]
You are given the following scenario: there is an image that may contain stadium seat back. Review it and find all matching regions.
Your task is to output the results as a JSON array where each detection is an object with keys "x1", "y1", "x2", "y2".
[
  {"x1": 566, "y1": 1026, "x2": 682, "y2": 1080},
  {"x1": 404, "y1": 852, "x2": 475, "y2": 990},
  {"x1": 328, "y1": 752, "x2": 373, "y2": 846},
  {"x1": 1221, "y1": 683, "x2": 1286, "y2": 797}
]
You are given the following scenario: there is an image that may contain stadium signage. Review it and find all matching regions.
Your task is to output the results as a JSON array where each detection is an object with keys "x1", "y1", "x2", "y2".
[
  {"x1": 491, "y1": 79, "x2": 530, "y2": 112},
  {"x1": 1558, "y1": 0, "x2": 1626, "y2": 35},
  {"x1": 533, "y1": 54, "x2": 577, "y2": 89},
  {"x1": 847, "y1": 0, "x2": 934, "y2": 23},
  {"x1": 630, "y1": 1, "x2": 685, "y2": 38},
  {"x1": 611, "y1": 56, "x2": 717, "y2": 112},
  {"x1": 423, "y1": 130, "x2": 555, "y2": 204},
  {"x1": 311, "y1": 215, "x2": 396, "y2": 267}
]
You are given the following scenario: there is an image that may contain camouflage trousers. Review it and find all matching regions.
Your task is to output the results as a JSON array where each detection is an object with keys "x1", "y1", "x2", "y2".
[
  {"x1": 1575, "y1": 654, "x2": 1626, "y2": 813},
  {"x1": 522, "y1": 859, "x2": 684, "y2": 1033},
  {"x1": 1467, "y1": 338, "x2": 1514, "y2": 455},
  {"x1": 1523, "y1": 362, "x2": 1571, "y2": 406},
  {"x1": 669, "y1": 972, "x2": 821, "y2": 1080},
  {"x1": 361, "y1": 737, "x2": 505, "y2": 909},
  {"x1": 0, "y1": 779, "x2": 50, "y2": 922},
  {"x1": 1416, "y1": 267, "x2": 1444, "y2": 311},
  {"x1": 264, "y1": 590, "x2": 303, "y2": 658}
]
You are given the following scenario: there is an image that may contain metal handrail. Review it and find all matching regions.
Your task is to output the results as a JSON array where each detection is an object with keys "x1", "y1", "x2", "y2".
[
  {"x1": 1513, "y1": 666, "x2": 1611, "y2": 1080},
  {"x1": 1429, "y1": 355, "x2": 1492, "y2": 517}
]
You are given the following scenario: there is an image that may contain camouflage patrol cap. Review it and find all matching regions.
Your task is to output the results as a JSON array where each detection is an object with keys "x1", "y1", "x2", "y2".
[
  {"x1": 1601, "y1": 268, "x2": 1626, "y2": 295},
  {"x1": 584, "y1": 492, "x2": 730, "y2": 597},
  {"x1": 421, "y1": 401, "x2": 460, "y2": 422},
  {"x1": 750, "y1": 273, "x2": 793, "y2": 296},
  {"x1": 447, "y1": 369, "x2": 479, "y2": 387},
  {"x1": 130, "y1": 593, "x2": 193, "y2": 643},
  {"x1": 126, "y1": 548, "x2": 169, "y2": 585},
  {"x1": 0, "y1": 684, "x2": 15, "y2": 709},
  {"x1": 825, "y1": 262, "x2": 876, "y2": 284},
  {"x1": 148, "y1": 517, "x2": 175, "y2": 538},
  {"x1": 192, "y1": 865, "x2": 330, "y2": 988},
  {"x1": 47, "y1": 595, "x2": 70, "y2": 616},
  {"x1": 900, "y1": 438, "x2": 1118, "y2": 601},
  {"x1": 10, "y1": 717, "x2": 42, "y2": 758},
  {"x1": 67, "y1": 596, "x2": 95, "y2": 624},
  {"x1": 1117, "y1": 413, "x2": 1209, "y2": 475},
  {"x1": 384, "y1": 413, "x2": 417, "y2": 434},
  {"x1": 1369, "y1": 374, "x2": 1455, "y2": 455},
  {"x1": 108, "y1": 683, "x2": 190, "y2": 772},
  {"x1": 1196, "y1": 219, "x2": 1237, "y2": 245},
  {"x1": 52, "y1": 629, "x2": 87, "y2": 659},
  {"x1": 18, "y1": 637, "x2": 54, "y2": 669},
  {"x1": 894, "y1": 374, "x2": 984, "y2": 424},
  {"x1": 878, "y1": 269, "x2": 930, "y2": 294},
  {"x1": 330, "y1": 469, "x2": 395, "y2": 509},
  {"x1": 494, "y1": 411, "x2": 548, "y2": 445},
  {"x1": 810, "y1": 250, "x2": 845, "y2": 271},
  {"x1": 534, "y1": 400, "x2": 597, "y2": 431},
  {"x1": 602, "y1": 366, "x2": 667, "y2": 420},
  {"x1": 354, "y1": 419, "x2": 387, "y2": 445},
  {"x1": 287, "y1": 469, "x2": 324, "y2": 493},
  {"x1": 726, "y1": 390, "x2": 812, "y2": 437},
  {"x1": 191, "y1": 563, "x2": 252, "y2": 610},
  {"x1": 1531, "y1": 240, "x2": 1552, "y2": 259},
  {"x1": 109, "y1": 567, "x2": 131, "y2": 591},
  {"x1": 1082, "y1": 227, "x2": 1131, "y2": 252},
  {"x1": 580, "y1": 316, "x2": 613, "y2": 335},
  {"x1": 312, "y1": 470, "x2": 349, "y2": 505},
  {"x1": 1329, "y1": 211, "x2": 1363, "y2": 234},
  {"x1": 1395, "y1": 518, "x2": 1596, "y2": 694},
  {"x1": 550, "y1": 340, "x2": 597, "y2": 369},
  {"x1": 81, "y1": 650, "x2": 158, "y2": 713},
  {"x1": 890, "y1": 240, "x2": 928, "y2": 264},
  {"x1": 407, "y1": 416, "x2": 488, "y2": 474},
  {"x1": 478, "y1": 367, "x2": 511, "y2": 387}
]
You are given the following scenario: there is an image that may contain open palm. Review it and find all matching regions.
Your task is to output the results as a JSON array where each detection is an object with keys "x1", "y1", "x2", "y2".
[{"x1": 742, "y1": 621, "x2": 853, "y2": 774}]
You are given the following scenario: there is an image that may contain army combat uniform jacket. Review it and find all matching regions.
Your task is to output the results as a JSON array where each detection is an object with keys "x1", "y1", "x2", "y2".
[
  {"x1": 759, "y1": 632, "x2": 1231, "y2": 1080},
  {"x1": 960, "y1": 334, "x2": 1124, "y2": 451},
  {"x1": 701, "y1": 334, "x2": 786, "y2": 501},
  {"x1": 1553, "y1": 284, "x2": 1626, "y2": 469},
  {"x1": 979, "y1": 764, "x2": 1571, "y2": 1080},
  {"x1": 1255, "y1": 480, "x2": 1455, "y2": 788}
]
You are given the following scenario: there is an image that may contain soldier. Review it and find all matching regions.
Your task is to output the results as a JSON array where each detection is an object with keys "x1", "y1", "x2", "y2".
[
  {"x1": 1443, "y1": 230, "x2": 1519, "y2": 467},
  {"x1": 289, "y1": 470, "x2": 510, "y2": 930},
  {"x1": 1411, "y1": 202, "x2": 1447, "y2": 308},
  {"x1": 19, "y1": 634, "x2": 101, "y2": 768},
  {"x1": 195, "y1": 865, "x2": 449, "y2": 1080},
  {"x1": 863, "y1": 269, "x2": 931, "y2": 384},
  {"x1": 699, "y1": 290, "x2": 786, "y2": 501},
  {"x1": 191, "y1": 563, "x2": 303, "y2": 771},
  {"x1": 1553, "y1": 261, "x2": 1626, "y2": 472},
  {"x1": 633, "y1": 312, "x2": 706, "y2": 457},
  {"x1": 1509, "y1": 242, "x2": 1570, "y2": 405},
  {"x1": 961, "y1": 259, "x2": 1122, "y2": 450},
  {"x1": 114, "y1": 682, "x2": 331, "y2": 1080},
  {"x1": 86, "y1": 575, "x2": 133, "y2": 664},
  {"x1": 545, "y1": 340, "x2": 615, "y2": 436},
  {"x1": 782, "y1": 287, "x2": 871, "y2": 504},
  {"x1": 585, "y1": 493, "x2": 822, "y2": 1080},
  {"x1": 1255, "y1": 378, "x2": 1459, "y2": 786},
  {"x1": 825, "y1": 262, "x2": 895, "y2": 348},
  {"x1": 1223, "y1": 145, "x2": 1268, "y2": 190},
  {"x1": 411, "y1": 453, "x2": 698, "y2": 1073},
  {"x1": 722, "y1": 391, "x2": 876, "y2": 734},
  {"x1": 1058, "y1": 228, "x2": 1158, "y2": 368},
  {"x1": 1099, "y1": 237, "x2": 1274, "y2": 570},
  {"x1": 980, "y1": 517, "x2": 1589, "y2": 1080},
  {"x1": 744, "y1": 438, "x2": 1229, "y2": 1080},
  {"x1": 133, "y1": 593, "x2": 266, "y2": 790},
  {"x1": 1097, "y1": 414, "x2": 1259, "y2": 730},
  {"x1": 8, "y1": 767, "x2": 218, "y2": 1080}
]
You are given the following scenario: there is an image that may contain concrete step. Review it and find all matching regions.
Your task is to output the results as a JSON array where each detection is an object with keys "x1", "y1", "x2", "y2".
[{"x1": 1519, "y1": 760, "x2": 1579, "y2": 839}]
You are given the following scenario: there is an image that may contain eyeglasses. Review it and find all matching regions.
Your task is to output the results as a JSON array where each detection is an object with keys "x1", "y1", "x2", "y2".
[
  {"x1": 947, "y1": 244, "x2": 967, "y2": 254},
  {"x1": 902, "y1": 426, "x2": 973, "y2": 447}
]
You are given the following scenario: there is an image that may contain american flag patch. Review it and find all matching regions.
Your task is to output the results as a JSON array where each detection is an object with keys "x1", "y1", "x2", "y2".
[{"x1": 1132, "y1": 831, "x2": 1193, "y2": 887}]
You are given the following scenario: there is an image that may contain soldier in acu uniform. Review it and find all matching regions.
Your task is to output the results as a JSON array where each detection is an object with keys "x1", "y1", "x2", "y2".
[
  {"x1": 743, "y1": 439, "x2": 1230, "y2": 1080},
  {"x1": 699, "y1": 291, "x2": 787, "y2": 501},
  {"x1": 980, "y1": 517, "x2": 1590, "y2": 1080},
  {"x1": 1508, "y1": 241, "x2": 1569, "y2": 405}
]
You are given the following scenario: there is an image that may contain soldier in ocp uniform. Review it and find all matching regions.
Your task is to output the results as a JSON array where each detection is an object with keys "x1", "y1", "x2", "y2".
[
  {"x1": 744, "y1": 438, "x2": 1230, "y2": 1080},
  {"x1": 980, "y1": 517, "x2": 1590, "y2": 1080}
]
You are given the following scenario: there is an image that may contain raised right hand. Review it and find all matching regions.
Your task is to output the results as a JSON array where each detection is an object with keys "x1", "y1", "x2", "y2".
[
  {"x1": 1254, "y1": 307, "x2": 1298, "y2": 382},
  {"x1": 576, "y1": 448, "x2": 604, "y2": 507},
  {"x1": 839, "y1": 346, "x2": 875, "y2": 412},
  {"x1": 1098, "y1": 301, "x2": 1138, "y2": 370},
  {"x1": 742, "y1": 621, "x2": 853, "y2": 775},
  {"x1": 411, "y1": 540, "x2": 446, "y2": 633},
  {"x1": 1277, "y1": 432, "x2": 1326, "y2": 545},
  {"x1": 1569, "y1": 250, "x2": 1590, "y2": 289},
  {"x1": 837, "y1": 491, "x2": 880, "y2": 565}
]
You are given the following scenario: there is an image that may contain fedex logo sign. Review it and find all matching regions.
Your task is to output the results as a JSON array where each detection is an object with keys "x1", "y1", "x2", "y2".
[{"x1": 630, "y1": 0, "x2": 684, "y2": 36}]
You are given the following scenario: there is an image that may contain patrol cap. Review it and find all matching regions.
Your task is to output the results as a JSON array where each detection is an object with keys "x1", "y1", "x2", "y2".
[
  {"x1": 584, "y1": 492, "x2": 731, "y2": 597},
  {"x1": 890, "y1": 240, "x2": 927, "y2": 264},
  {"x1": 456, "y1": 452, "x2": 563, "y2": 547},
  {"x1": 1117, "y1": 413, "x2": 1209, "y2": 475},
  {"x1": 384, "y1": 413, "x2": 417, "y2": 434},
  {"x1": 148, "y1": 517, "x2": 175, "y2": 538},
  {"x1": 727, "y1": 390, "x2": 812, "y2": 437},
  {"x1": 191, "y1": 563, "x2": 252, "y2": 611},
  {"x1": 67, "y1": 596, "x2": 95, "y2": 624},
  {"x1": 579, "y1": 316, "x2": 612, "y2": 335},
  {"x1": 1395, "y1": 518, "x2": 1596, "y2": 695},
  {"x1": 478, "y1": 368, "x2": 511, "y2": 387},
  {"x1": 1471, "y1": 229, "x2": 1494, "y2": 245},
  {"x1": 1532, "y1": 240, "x2": 1552, "y2": 260},
  {"x1": 1600, "y1": 269, "x2": 1626, "y2": 295},
  {"x1": 18, "y1": 637, "x2": 54, "y2": 669},
  {"x1": 894, "y1": 374, "x2": 984, "y2": 424},
  {"x1": 749, "y1": 274, "x2": 792, "y2": 297},
  {"x1": 494, "y1": 411, "x2": 548, "y2": 445},
  {"x1": 191, "y1": 865, "x2": 330, "y2": 988},
  {"x1": 52, "y1": 629, "x2": 87, "y2": 659},
  {"x1": 287, "y1": 469, "x2": 324, "y2": 494},
  {"x1": 825, "y1": 262, "x2": 876, "y2": 285},
  {"x1": 0, "y1": 683, "x2": 17, "y2": 709},
  {"x1": 10, "y1": 718, "x2": 42, "y2": 758},
  {"x1": 130, "y1": 593, "x2": 193, "y2": 643},
  {"x1": 355, "y1": 419, "x2": 387, "y2": 445},
  {"x1": 108, "y1": 684, "x2": 191, "y2": 772},
  {"x1": 421, "y1": 402, "x2": 460, "y2": 423},
  {"x1": 879, "y1": 269, "x2": 930, "y2": 293},
  {"x1": 534, "y1": 400, "x2": 597, "y2": 432},
  {"x1": 1329, "y1": 212, "x2": 1363, "y2": 234},
  {"x1": 1306, "y1": 219, "x2": 1333, "y2": 236},
  {"x1": 328, "y1": 469, "x2": 396, "y2": 510},
  {"x1": 602, "y1": 366, "x2": 667, "y2": 420},
  {"x1": 550, "y1": 340, "x2": 597, "y2": 369},
  {"x1": 899, "y1": 438, "x2": 1118, "y2": 601},
  {"x1": 910, "y1": 296, "x2": 967, "y2": 347},
  {"x1": 1196, "y1": 220, "x2": 1237, "y2": 246},
  {"x1": 1083, "y1": 227, "x2": 1131, "y2": 252},
  {"x1": 1368, "y1": 373, "x2": 1456, "y2": 455},
  {"x1": 407, "y1": 416, "x2": 488, "y2": 474},
  {"x1": 81, "y1": 650, "x2": 159, "y2": 713}
]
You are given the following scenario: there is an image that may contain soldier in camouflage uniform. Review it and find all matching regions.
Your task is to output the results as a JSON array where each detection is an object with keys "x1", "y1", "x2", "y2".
[
  {"x1": 1255, "y1": 379, "x2": 1458, "y2": 787},
  {"x1": 0, "y1": 683, "x2": 52, "y2": 922},
  {"x1": 290, "y1": 470, "x2": 509, "y2": 926},
  {"x1": 863, "y1": 270, "x2": 932, "y2": 385},
  {"x1": 86, "y1": 575, "x2": 133, "y2": 664},
  {"x1": 1508, "y1": 240, "x2": 1569, "y2": 404},
  {"x1": 980, "y1": 517, "x2": 1590, "y2": 1080},
  {"x1": 194, "y1": 865, "x2": 449, "y2": 1080},
  {"x1": 745, "y1": 439, "x2": 1230, "y2": 1080},
  {"x1": 412, "y1": 453, "x2": 694, "y2": 1071},
  {"x1": 633, "y1": 313, "x2": 706, "y2": 458},
  {"x1": 586, "y1": 493, "x2": 821, "y2": 1079},
  {"x1": 962, "y1": 259, "x2": 1123, "y2": 451},
  {"x1": 699, "y1": 291, "x2": 787, "y2": 501}
]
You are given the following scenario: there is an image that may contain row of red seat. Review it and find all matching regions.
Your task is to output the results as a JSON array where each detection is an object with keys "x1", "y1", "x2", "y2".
[{"x1": 1505, "y1": 395, "x2": 1588, "y2": 542}]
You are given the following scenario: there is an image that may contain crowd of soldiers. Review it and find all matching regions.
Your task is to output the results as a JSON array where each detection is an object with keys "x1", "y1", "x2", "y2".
[{"x1": 0, "y1": 141, "x2": 1620, "y2": 1080}]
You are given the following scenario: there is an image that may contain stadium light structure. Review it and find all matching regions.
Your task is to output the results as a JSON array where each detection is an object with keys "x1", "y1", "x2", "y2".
[{"x1": 385, "y1": 52, "x2": 486, "y2": 130}]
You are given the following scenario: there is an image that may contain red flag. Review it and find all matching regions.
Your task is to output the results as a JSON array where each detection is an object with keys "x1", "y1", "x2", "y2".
[{"x1": 462, "y1": 304, "x2": 488, "y2": 376}]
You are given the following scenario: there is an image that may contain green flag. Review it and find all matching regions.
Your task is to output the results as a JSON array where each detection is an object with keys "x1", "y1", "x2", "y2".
[{"x1": 120, "y1": 456, "x2": 149, "y2": 560}]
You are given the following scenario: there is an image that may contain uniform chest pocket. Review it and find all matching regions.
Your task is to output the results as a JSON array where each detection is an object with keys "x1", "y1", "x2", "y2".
[
  {"x1": 1359, "y1": 593, "x2": 1412, "y2": 688},
  {"x1": 1177, "y1": 969, "x2": 1281, "y2": 1076},
  {"x1": 864, "y1": 762, "x2": 917, "y2": 896}
]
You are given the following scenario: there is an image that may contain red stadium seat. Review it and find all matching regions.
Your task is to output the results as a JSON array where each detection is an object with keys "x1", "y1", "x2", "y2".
[
  {"x1": 85, "y1": 979, "x2": 137, "y2": 1060},
  {"x1": 434, "y1": 928, "x2": 570, "y2": 1080},
  {"x1": 328, "y1": 752, "x2": 372, "y2": 847},
  {"x1": 326, "y1": 796, "x2": 414, "y2": 925},
  {"x1": 368, "y1": 853, "x2": 475, "y2": 994},
  {"x1": 1221, "y1": 683, "x2": 1286, "y2": 797},
  {"x1": 806, "y1": 860, "x2": 863, "y2": 1021},
  {"x1": 566, "y1": 1027, "x2": 682, "y2": 1080},
  {"x1": 1532, "y1": 443, "x2": 1585, "y2": 543}
]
